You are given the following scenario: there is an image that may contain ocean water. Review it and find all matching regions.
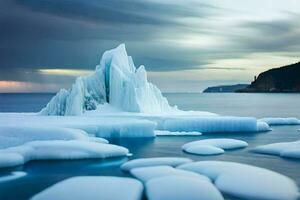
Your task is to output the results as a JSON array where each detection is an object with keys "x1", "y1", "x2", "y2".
[{"x1": 0, "y1": 93, "x2": 299, "y2": 200}]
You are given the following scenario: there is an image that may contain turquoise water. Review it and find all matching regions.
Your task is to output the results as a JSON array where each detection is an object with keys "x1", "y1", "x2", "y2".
[{"x1": 0, "y1": 93, "x2": 299, "y2": 200}]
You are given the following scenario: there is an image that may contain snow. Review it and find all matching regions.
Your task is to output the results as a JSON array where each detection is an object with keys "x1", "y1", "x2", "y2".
[
  {"x1": 31, "y1": 176, "x2": 143, "y2": 200},
  {"x1": 121, "y1": 157, "x2": 193, "y2": 171},
  {"x1": 0, "y1": 140, "x2": 129, "y2": 168},
  {"x1": 259, "y1": 117, "x2": 300, "y2": 125},
  {"x1": 145, "y1": 176, "x2": 224, "y2": 200},
  {"x1": 178, "y1": 161, "x2": 299, "y2": 200},
  {"x1": 130, "y1": 166, "x2": 210, "y2": 183},
  {"x1": 0, "y1": 171, "x2": 26, "y2": 182},
  {"x1": 162, "y1": 117, "x2": 263, "y2": 133},
  {"x1": 253, "y1": 140, "x2": 300, "y2": 159},
  {"x1": 154, "y1": 130, "x2": 202, "y2": 136},
  {"x1": 182, "y1": 139, "x2": 248, "y2": 155}
]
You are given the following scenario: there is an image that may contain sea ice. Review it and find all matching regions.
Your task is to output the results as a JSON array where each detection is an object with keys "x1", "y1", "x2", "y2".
[
  {"x1": 178, "y1": 161, "x2": 299, "y2": 200},
  {"x1": 130, "y1": 166, "x2": 210, "y2": 183},
  {"x1": 0, "y1": 171, "x2": 26, "y2": 182},
  {"x1": 0, "y1": 140, "x2": 129, "y2": 168},
  {"x1": 259, "y1": 117, "x2": 300, "y2": 125},
  {"x1": 162, "y1": 117, "x2": 262, "y2": 133},
  {"x1": 182, "y1": 139, "x2": 248, "y2": 155},
  {"x1": 253, "y1": 140, "x2": 300, "y2": 159},
  {"x1": 121, "y1": 157, "x2": 193, "y2": 171},
  {"x1": 184, "y1": 145, "x2": 225, "y2": 155},
  {"x1": 145, "y1": 176, "x2": 224, "y2": 200},
  {"x1": 154, "y1": 130, "x2": 202, "y2": 136},
  {"x1": 31, "y1": 176, "x2": 143, "y2": 200}
]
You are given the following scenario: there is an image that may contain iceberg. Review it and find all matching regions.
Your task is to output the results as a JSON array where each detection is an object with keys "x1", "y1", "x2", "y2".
[
  {"x1": 36, "y1": 44, "x2": 272, "y2": 134},
  {"x1": 253, "y1": 140, "x2": 300, "y2": 159},
  {"x1": 41, "y1": 44, "x2": 173, "y2": 115},
  {"x1": 178, "y1": 161, "x2": 299, "y2": 200},
  {"x1": 31, "y1": 176, "x2": 143, "y2": 200}
]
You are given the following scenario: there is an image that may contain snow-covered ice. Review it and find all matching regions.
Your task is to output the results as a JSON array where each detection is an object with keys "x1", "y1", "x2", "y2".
[
  {"x1": 0, "y1": 140, "x2": 129, "y2": 168},
  {"x1": 0, "y1": 171, "x2": 26, "y2": 182},
  {"x1": 259, "y1": 117, "x2": 300, "y2": 125},
  {"x1": 145, "y1": 176, "x2": 224, "y2": 200},
  {"x1": 121, "y1": 157, "x2": 193, "y2": 171},
  {"x1": 31, "y1": 176, "x2": 143, "y2": 200},
  {"x1": 130, "y1": 166, "x2": 210, "y2": 183},
  {"x1": 182, "y1": 139, "x2": 248, "y2": 155},
  {"x1": 178, "y1": 161, "x2": 299, "y2": 200},
  {"x1": 253, "y1": 140, "x2": 300, "y2": 159}
]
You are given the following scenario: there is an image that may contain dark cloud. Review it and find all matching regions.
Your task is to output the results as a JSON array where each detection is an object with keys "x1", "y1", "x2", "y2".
[{"x1": 0, "y1": 0, "x2": 300, "y2": 92}]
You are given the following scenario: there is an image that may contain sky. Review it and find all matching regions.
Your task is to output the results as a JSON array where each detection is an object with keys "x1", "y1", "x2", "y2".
[{"x1": 0, "y1": 0, "x2": 300, "y2": 93}]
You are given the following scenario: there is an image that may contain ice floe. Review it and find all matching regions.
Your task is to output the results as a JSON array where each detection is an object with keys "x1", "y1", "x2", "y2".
[
  {"x1": 0, "y1": 171, "x2": 26, "y2": 182},
  {"x1": 145, "y1": 176, "x2": 224, "y2": 200},
  {"x1": 182, "y1": 139, "x2": 248, "y2": 155},
  {"x1": 0, "y1": 140, "x2": 129, "y2": 168},
  {"x1": 31, "y1": 176, "x2": 143, "y2": 200},
  {"x1": 121, "y1": 157, "x2": 193, "y2": 171},
  {"x1": 161, "y1": 117, "x2": 263, "y2": 133},
  {"x1": 0, "y1": 126, "x2": 105, "y2": 149},
  {"x1": 259, "y1": 117, "x2": 300, "y2": 125},
  {"x1": 253, "y1": 140, "x2": 300, "y2": 159},
  {"x1": 154, "y1": 130, "x2": 202, "y2": 136},
  {"x1": 130, "y1": 166, "x2": 210, "y2": 183},
  {"x1": 178, "y1": 161, "x2": 299, "y2": 200}
]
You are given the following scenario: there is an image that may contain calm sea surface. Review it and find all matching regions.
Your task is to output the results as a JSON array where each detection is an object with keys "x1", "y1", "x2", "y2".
[{"x1": 0, "y1": 93, "x2": 300, "y2": 200}]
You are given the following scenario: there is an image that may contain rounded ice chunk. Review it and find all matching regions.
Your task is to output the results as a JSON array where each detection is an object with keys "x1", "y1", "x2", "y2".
[
  {"x1": 130, "y1": 165, "x2": 210, "y2": 183},
  {"x1": 31, "y1": 176, "x2": 143, "y2": 200},
  {"x1": 121, "y1": 157, "x2": 193, "y2": 171},
  {"x1": 185, "y1": 145, "x2": 225, "y2": 155},
  {"x1": 145, "y1": 176, "x2": 224, "y2": 200},
  {"x1": 182, "y1": 139, "x2": 248, "y2": 151},
  {"x1": 178, "y1": 161, "x2": 299, "y2": 200}
]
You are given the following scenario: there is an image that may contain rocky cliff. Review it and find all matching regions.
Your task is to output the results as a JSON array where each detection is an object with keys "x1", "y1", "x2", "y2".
[{"x1": 237, "y1": 62, "x2": 300, "y2": 93}]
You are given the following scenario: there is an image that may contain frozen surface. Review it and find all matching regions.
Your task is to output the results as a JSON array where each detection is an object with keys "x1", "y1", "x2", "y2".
[
  {"x1": 0, "y1": 140, "x2": 129, "y2": 168},
  {"x1": 154, "y1": 130, "x2": 202, "y2": 136},
  {"x1": 130, "y1": 166, "x2": 210, "y2": 183},
  {"x1": 145, "y1": 175, "x2": 224, "y2": 200},
  {"x1": 121, "y1": 157, "x2": 193, "y2": 171},
  {"x1": 0, "y1": 171, "x2": 26, "y2": 182},
  {"x1": 182, "y1": 139, "x2": 248, "y2": 155},
  {"x1": 31, "y1": 176, "x2": 143, "y2": 200},
  {"x1": 259, "y1": 117, "x2": 300, "y2": 125},
  {"x1": 178, "y1": 161, "x2": 299, "y2": 200},
  {"x1": 253, "y1": 140, "x2": 300, "y2": 159}
]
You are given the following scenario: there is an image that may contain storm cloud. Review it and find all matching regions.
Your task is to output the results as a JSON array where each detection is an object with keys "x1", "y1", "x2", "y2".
[{"x1": 0, "y1": 0, "x2": 299, "y2": 92}]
